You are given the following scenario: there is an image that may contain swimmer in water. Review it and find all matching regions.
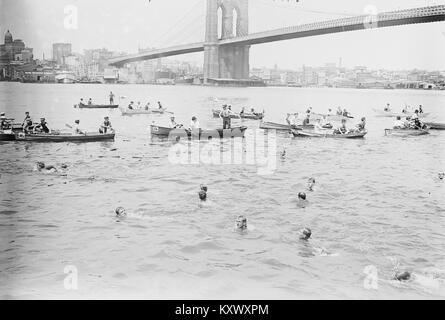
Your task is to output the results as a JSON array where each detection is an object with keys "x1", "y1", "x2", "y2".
[
  {"x1": 236, "y1": 215, "x2": 247, "y2": 231},
  {"x1": 198, "y1": 184, "x2": 208, "y2": 201},
  {"x1": 299, "y1": 227, "x2": 312, "y2": 241},
  {"x1": 297, "y1": 192, "x2": 308, "y2": 208},
  {"x1": 394, "y1": 271, "x2": 411, "y2": 282},
  {"x1": 439, "y1": 172, "x2": 444, "y2": 180},
  {"x1": 307, "y1": 178, "x2": 316, "y2": 191},
  {"x1": 115, "y1": 207, "x2": 127, "y2": 217},
  {"x1": 36, "y1": 162, "x2": 58, "y2": 173}
]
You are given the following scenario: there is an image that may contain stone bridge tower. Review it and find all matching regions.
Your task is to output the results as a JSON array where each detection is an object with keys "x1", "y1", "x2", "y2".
[{"x1": 203, "y1": 0, "x2": 250, "y2": 82}]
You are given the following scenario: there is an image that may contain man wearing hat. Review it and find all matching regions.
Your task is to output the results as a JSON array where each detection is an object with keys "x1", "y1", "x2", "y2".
[
  {"x1": 169, "y1": 116, "x2": 183, "y2": 129},
  {"x1": 0, "y1": 112, "x2": 9, "y2": 130},
  {"x1": 219, "y1": 104, "x2": 233, "y2": 129}
]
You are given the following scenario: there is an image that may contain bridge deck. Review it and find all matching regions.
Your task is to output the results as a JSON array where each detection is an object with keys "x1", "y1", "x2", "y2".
[{"x1": 109, "y1": 5, "x2": 445, "y2": 66}]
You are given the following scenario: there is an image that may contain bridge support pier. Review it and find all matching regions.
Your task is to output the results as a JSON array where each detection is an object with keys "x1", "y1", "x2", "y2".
[{"x1": 203, "y1": 0, "x2": 250, "y2": 83}]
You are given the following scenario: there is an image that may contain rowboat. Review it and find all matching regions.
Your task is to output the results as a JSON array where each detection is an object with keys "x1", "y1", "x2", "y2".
[
  {"x1": 212, "y1": 109, "x2": 264, "y2": 120},
  {"x1": 120, "y1": 108, "x2": 168, "y2": 115},
  {"x1": 15, "y1": 132, "x2": 115, "y2": 142},
  {"x1": 75, "y1": 103, "x2": 119, "y2": 109},
  {"x1": 384, "y1": 128, "x2": 429, "y2": 136},
  {"x1": 259, "y1": 121, "x2": 316, "y2": 131},
  {"x1": 373, "y1": 109, "x2": 430, "y2": 118},
  {"x1": 150, "y1": 125, "x2": 247, "y2": 139},
  {"x1": 311, "y1": 113, "x2": 354, "y2": 121},
  {"x1": 0, "y1": 130, "x2": 15, "y2": 141},
  {"x1": 424, "y1": 122, "x2": 445, "y2": 130},
  {"x1": 292, "y1": 129, "x2": 367, "y2": 139}
]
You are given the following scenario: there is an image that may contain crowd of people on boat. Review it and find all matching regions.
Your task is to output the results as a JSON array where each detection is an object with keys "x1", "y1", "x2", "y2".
[{"x1": 393, "y1": 114, "x2": 427, "y2": 130}]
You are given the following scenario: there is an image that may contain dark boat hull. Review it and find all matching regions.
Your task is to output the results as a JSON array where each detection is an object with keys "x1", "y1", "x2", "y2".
[
  {"x1": 292, "y1": 129, "x2": 367, "y2": 138},
  {"x1": 76, "y1": 104, "x2": 119, "y2": 109},
  {"x1": 16, "y1": 132, "x2": 115, "y2": 142},
  {"x1": 425, "y1": 122, "x2": 445, "y2": 130},
  {"x1": 212, "y1": 109, "x2": 264, "y2": 120},
  {"x1": 0, "y1": 133, "x2": 16, "y2": 141},
  {"x1": 151, "y1": 125, "x2": 247, "y2": 139}
]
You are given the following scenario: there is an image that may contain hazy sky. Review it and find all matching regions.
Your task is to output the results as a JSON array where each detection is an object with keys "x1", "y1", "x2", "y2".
[{"x1": 1, "y1": 0, "x2": 445, "y2": 70}]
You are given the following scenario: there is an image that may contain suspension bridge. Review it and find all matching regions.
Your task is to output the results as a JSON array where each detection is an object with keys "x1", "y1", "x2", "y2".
[{"x1": 108, "y1": 1, "x2": 445, "y2": 84}]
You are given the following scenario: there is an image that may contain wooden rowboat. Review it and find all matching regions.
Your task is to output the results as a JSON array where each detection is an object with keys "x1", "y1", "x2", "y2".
[
  {"x1": 212, "y1": 109, "x2": 264, "y2": 120},
  {"x1": 384, "y1": 128, "x2": 429, "y2": 136},
  {"x1": 292, "y1": 129, "x2": 367, "y2": 139},
  {"x1": 120, "y1": 108, "x2": 168, "y2": 115},
  {"x1": 424, "y1": 122, "x2": 445, "y2": 130},
  {"x1": 259, "y1": 121, "x2": 316, "y2": 131},
  {"x1": 373, "y1": 109, "x2": 430, "y2": 118},
  {"x1": 15, "y1": 132, "x2": 115, "y2": 142},
  {"x1": 150, "y1": 125, "x2": 247, "y2": 139},
  {"x1": 75, "y1": 103, "x2": 119, "y2": 109}
]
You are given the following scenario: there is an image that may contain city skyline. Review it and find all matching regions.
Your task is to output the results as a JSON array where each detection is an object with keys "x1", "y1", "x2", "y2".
[{"x1": 1, "y1": 0, "x2": 445, "y2": 71}]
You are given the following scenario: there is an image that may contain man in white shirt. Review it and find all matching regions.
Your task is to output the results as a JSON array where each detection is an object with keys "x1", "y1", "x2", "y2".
[
  {"x1": 286, "y1": 113, "x2": 298, "y2": 127},
  {"x1": 73, "y1": 120, "x2": 84, "y2": 134},
  {"x1": 393, "y1": 116, "x2": 406, "y2": 129},
  {"x1": 190, "y1": 116, "x2": 200, "y2": 130}
]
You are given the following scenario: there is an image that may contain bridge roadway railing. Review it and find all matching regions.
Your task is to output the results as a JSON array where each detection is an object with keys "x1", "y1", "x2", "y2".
[{"x1": 220, "y1": 4, "x2": 445, "y2": 45}]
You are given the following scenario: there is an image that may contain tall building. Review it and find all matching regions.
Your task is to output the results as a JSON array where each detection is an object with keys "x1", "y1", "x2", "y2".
[
  {"x1": 0, "y1": 30, "x2": 34, "y2": 80},
  {"x1": 53, "y1": 43, "x2": 72, "y2": 65}
]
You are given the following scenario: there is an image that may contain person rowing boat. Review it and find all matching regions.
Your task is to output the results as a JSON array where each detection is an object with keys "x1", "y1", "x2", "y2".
[
  {"x1": 356, "y1": 117, "x2": 366, "y2": 132},
  {"x1": 73, "y1": 120, "x2": 85, "y2": 135},
  {"x1": 34, "y1": 118, "x2": 50, "y2": 134},
  {"x1": 22, "y1": 111, "x2": 33, "y2": 133},
  {"x1": 169, "y1": 116, "x2": 183, "y2": 129},
  {"x1": 393, "y1": 116, "x2": 406, "y2": 129},
  {"x1": 99, "y1": 116, "x2": 113, "y2": 134}
]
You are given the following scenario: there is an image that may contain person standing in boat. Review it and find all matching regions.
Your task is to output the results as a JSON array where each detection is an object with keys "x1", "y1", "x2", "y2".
[
  {"x1": 219, "y1": 105, "x2": 233, "y2": 129},
  {"x1": 34, "y1": 118, "x2": 50, "y2": 134},
  {"x1": 109, "y1": 92, "x2": 115, "y2": 105},
  {"x1": 157, "y1": 101, "x2": 163, "y2": 110},
  {"x1": 100, "y1": 116, "x2": 113, "y2": 134},
  {"x1": 22, "y1": 111, "x2": 33, "y2": 133},
  {"x1": 336, "y1": 119, "x2": 348, "y2": 134},
  {"x1": 419, "y1": 105, "x2": 423, "y2": 113}
]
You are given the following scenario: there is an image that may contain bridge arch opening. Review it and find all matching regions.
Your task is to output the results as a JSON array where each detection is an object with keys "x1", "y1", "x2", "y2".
[{"x1": 217, "y1": 6, "x2": 224, "y2": 40}]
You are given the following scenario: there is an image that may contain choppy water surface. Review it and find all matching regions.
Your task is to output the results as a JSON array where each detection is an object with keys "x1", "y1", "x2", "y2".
[{"x1": 1, "y1": 82, "x2": 444, "y2": 299}]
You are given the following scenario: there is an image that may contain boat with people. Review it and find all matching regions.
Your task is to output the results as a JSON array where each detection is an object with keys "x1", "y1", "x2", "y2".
[
  {"x1": 292, "y1": 129, "x2": 367, "y2": 139},
  {"x1": 259, "y1": 121, "x2": 318, "y2": 131},
  {"x1": 212, "y1": 109, "x2": 264, "y2": 120},
  {"x1": 75, "y1": 103, "x2": 119, "y2": 109},
  {"x1": 373, "y1": 108, "x2": 430, "y2": 118},
  {"x1": 384, "y1": 128, "x2": 429, "y2": 136},
  {"x1": 150, "y1": 125, "x2": 247, "y2": 139},
  {"x1": 120, "y1": 108, "x2": 168, "y2": 116},
  {"x1": 424, "y1": 122, "x2": 445, "y2": 130},
  {"x1": 15, "y1": 132, "x2": 115, "y2": 142}
]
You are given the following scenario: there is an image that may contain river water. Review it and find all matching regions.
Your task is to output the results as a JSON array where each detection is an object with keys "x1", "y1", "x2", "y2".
[{"x1": 0, "y1": 82, "x2": 444, "y2": 299}]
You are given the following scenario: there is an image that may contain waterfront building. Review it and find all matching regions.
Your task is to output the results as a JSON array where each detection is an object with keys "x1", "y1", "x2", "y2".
[{"x1": 52, "y1": 43, "x2": 72, "y2": 65}]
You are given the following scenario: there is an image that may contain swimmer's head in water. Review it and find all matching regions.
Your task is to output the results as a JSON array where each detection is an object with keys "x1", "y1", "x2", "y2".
[
  {"x1": 298, "y1": 192, "x2": 307, "y2": 200},
  {"x1": 394, "y1": 271, "x2": 411, "y2": 281},
  {"x1": 200, "y1": 185, "x2": 208, "y2": 192},
  {"x1": 299, "y1": 227, "x2": 312, "y2": 240},
  {"x1": 199, "y1": 190, "x2": 207, "y2": 201},
  {"x1": 61, "y1": 163, "x2": 68, "y2": 169},
  {"x1": 236, "y1": 215, "x2": 247, "y2": 230},
  {"x1": 115, "y1": 207, "x2": 126, "y2": 217},
  {"x1": 36, "y1": 162, "x2": 45, "y2": 169},
  {"x1": 439, "y1": 173, "x2": 444, "y2": 180}
]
